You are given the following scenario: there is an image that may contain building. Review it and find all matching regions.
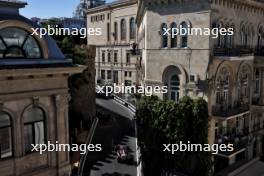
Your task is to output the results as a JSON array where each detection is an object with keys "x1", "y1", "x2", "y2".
[
  {"x1": 0, "y1": 0, "x2": 84, "y2": 175},
  {"x1": 87, "y1": 0, "x2": 138, "y2": 86},
  {"x1": 74, "y1": 0, "x2": 106, "y2": 19},
  {"x1": 136, "y1": 0, "x2": 264, "y2": 174}
]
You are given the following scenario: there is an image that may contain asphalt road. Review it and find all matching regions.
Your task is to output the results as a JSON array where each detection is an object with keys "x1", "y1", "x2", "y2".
[{"x1": 82, "y1": 98, "x2": 137, "y2": 176}]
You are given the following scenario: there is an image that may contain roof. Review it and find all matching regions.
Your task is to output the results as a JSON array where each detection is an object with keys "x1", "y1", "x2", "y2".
[
  {"x1": 87, "y1": 0, "x2": 137, "y2": 14},
  {"x1": 0, "y1": 0, "x2": 27, "y2": 8},
  {"x1": 0, "y1": 3, "x2": 73, "y2": 68}
]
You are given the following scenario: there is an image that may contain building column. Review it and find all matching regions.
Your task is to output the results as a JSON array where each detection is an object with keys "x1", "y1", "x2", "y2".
[
  {"x1": 54, "y1": 94, "x2": 71, "y2": 176},
  {"x1": 260, "y1": 68, "x2": 264, "y2": 104}
]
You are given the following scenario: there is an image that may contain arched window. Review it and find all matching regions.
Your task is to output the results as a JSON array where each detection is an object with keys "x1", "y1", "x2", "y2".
[
  {"x1": 230, "y1": 24, "x2": 235, "y2": 48},
  {"x1": 23, "y1": 107, "x2": 45, "y2": 153},
  {"x1": 215, "y1": 67, "x2": 231, "y2": 109},
  {"x1": 224, "y1": 23, "x2": 229, "y2": 48},
  {"x1": 0, "y1": 27, "x2": 42, "y2": 58},
  {"x1": 169, "y1": 75, "x2": 180, "y2": 102},
  {"x1": 161, "y1": 23, "x2": 168, "y2": 48},
  {"x1": 241, "y1": 25, "x2": 247, "y2": 47},
  {"x1": 257, "y1": 27, "x2": 263, "y2": 50},
  {"x1": 170, "y1": 22, "x2": 177, "y2": 48},
  {"x1": 114, "y1": 22, "x2": 118, "y2": 41},
  {"x1": 180, "y1": 22, "x2": 188, "y2": 48},
  {"x1": 0, "y1": 112, "x2": 13, "y2": 159},
  {"x1": 129, "y1": 18, "x2": 136, "y2": 40},
  {"x1": 255, "y1": 69, "x2": 260, "y2": 94},
  {"x1": 120, "y1": 19, "x2": 126, "y2": 41},
  {"x1": 216, "y1": 21, "x2": 224, "y2": 48},
  {"x1": 238, "y1": 66, "x2": 250, "y2": 103}
]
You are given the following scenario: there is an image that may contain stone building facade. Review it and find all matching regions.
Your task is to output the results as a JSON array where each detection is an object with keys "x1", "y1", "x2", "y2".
[
  {"x1": 136, "y1": 0, "x2": 264, "y2": 174},
  {"x1": 87, "y1": 0, "x2": 138, "y2": 86},
  {"x1": 0, "y1": 1, "x2": 84, "y2": 175}
]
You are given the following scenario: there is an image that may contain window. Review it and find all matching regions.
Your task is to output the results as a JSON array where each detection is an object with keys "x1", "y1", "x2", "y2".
[
  {"x1": 230, "y1": 24, "x2": 235, "y2": 48},
  {"x1": 107, "y1": 70, "x2": 112, "y2": 79},
  {"x1": 121, "y1": 19, "x2": 126, "y2": 41},
  {"x1": 180, "y1": 22, "x2": 188, "y2": 48},
  {"x1": 114, "y1": 22, "x2": 118, "y2": 41},
  {"x1": 23, "y1": 107, "x2": 45, "y2": 153},
  {"x1": 108, "y1": 52, "x2": 111, "y2": 62},
  {"x1": 113, "y1": 71, "x2": 118, "y2": 84},
  {"x1": 169, "y1": 75, "x2": 180, "y2": 102},
  {"x1": 216, "y1": 67, "x2": 231, "y2": 108},
  {"x1": 257, "y1": 27, "x2": 263, "y2": 50},
  {"x1": 129, "y1": 72, "x2": 132, "y2": 77},
  {"x1": 255, "y1": 69, "x2": 260, "y2": 94},
  {"x1": 102, "y1": 51, "x2": 105, "y2": 63},
  {"x1": 0, "y1": 27, "x2": 42, "y2": 58},
  {"x1": 101, "y1": 70, "x2": 105, "y2": 79},
  {"x1": 107, "y1": 23, "x2": 110, "y2": 41},
  {"x1": 161, "y1": 23, "x2": 168, "y2": 48},
  {"x1": 126, "y1": 52, "x2": 130, "y2": 65},
  {"x1": 130, "y1": 17, "x2": 136, "y2": 40},
  {"x1": 114, "y1": 52, "x2": 118, "y2": 64},
  {"x1": 125, "y1": 71, "x2": 128, "y2": 77},
  {"x1": 0, "y1": 112, "x2": 12, "y2": 159},
  {"x1": 170, "y1": 22, "x2": 177, "y2": 48},
  {"x1": 241, "y1": 25, "x2": 248, "y2": 47},
  {"x1": 214, "y1": 21, "x2": 224, "y2": 48}
]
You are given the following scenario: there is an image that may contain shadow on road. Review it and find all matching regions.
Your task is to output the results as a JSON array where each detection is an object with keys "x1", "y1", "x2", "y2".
[{"x1": 82, "y1": 100, "x2": 137, "y2": 176}]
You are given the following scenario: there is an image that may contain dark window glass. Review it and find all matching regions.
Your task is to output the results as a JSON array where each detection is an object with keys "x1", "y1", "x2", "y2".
[
  {"x1": 171, "y1": 22, "x2": 177, "y2": 48},
  {"x1": 180, "y1": 22, "x2": 188, "y2": 48},
  {"x1": 0, "y1": 112, "x2": 12, "y2": 159},
  {"x1": 130, "y1": 18, "x2": 136, "y2": 40},
  {"x1": 0, "y1": 27, "x2": 42, "y2": 58},
  {"x1": 161, "y1": 23, "x2": 168, "y2": 48},
  {"x1": 107, "y1": 70, "x2": 112, "y2": 79},
  {"x1": 114, "y1": 22, "x2": 118, "y2": 41},
  {"x1": 121, "y1": 19, "x2": 126, "y2": 41},
  {"x1": 107, "y1": 23, "x2": 110, "y2": 41},
  {"x1": 126, "y1": 52, "x2": 130, "y2": 64},
  {"x1": 23, "y1": 107, "x2": 45, "y2": 153}
]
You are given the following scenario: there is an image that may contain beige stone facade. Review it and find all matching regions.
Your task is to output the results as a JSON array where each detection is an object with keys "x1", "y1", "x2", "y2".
[
  {"x1": 0, "y1": 1, "x2": 84, "y2": 175},
  {"x1": 87, "y1": 0, "x2": 138, "y2": 86},
  {"x1": 137, "y1": 0, "x2": 264, "y2": 174}
]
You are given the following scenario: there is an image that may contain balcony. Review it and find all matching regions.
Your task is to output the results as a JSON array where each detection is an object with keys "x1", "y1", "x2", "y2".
[
  {"x1": 252, "y1": 123, "x2": 264, "y2": 133},
  {"x1": 214, "y1": 46, "x2": 253, "y2": 57},
  {"x1": 212, "y1": 104, "x2": 250, "y2": 118},
  {"x1": 214, "y1": 46, "x2": 264, "y2": 57},
  {"x1": 254, "y1": 47, "x2": 264, "y2": 56},
  {"x1": 215, "y1": 128, "x2": 249, "y2": 156}
]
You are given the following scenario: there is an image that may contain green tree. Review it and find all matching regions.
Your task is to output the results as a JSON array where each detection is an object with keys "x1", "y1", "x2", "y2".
[{"x1": 136, "y1": 95, "x2": 212, "y2": 176}]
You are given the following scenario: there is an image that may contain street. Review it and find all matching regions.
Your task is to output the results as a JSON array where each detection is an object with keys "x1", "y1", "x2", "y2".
[{"x1": 82, "y1": 98, "x2": 138, "y2": 176}]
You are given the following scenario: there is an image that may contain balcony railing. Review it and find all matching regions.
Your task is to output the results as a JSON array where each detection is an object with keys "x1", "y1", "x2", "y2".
[
  {"x1": 212, "y1": 104, "x2": 249, "y2": 117},
  {"x1": 214, "y1": 46, "x2": 253, "y2": 57},
  {"x1": 214, "y1": 46, "x2": 264, "y2": 57},
  {"x1": 254, "y1": 47, "x2": 264, "y2": 56}
]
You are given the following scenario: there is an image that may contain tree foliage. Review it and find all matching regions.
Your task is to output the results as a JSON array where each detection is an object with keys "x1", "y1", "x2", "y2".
[{"x1": 136, "y1": 96, "x2": 212, "y2": 176}]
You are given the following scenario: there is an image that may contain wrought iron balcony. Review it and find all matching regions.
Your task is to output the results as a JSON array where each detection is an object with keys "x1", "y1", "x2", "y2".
[
  {"x1": 212, "y1": 104, "x2": 250, "y2": 118},
  {"x1": 254, "y1": 47, "x2": 264, "y2": 56},
  {"x1": 213, "y1": 46, "x2": 254, "y2": 57},
  {"x1": 214, "y1": 46, "x2": 264, "y2": 57}
]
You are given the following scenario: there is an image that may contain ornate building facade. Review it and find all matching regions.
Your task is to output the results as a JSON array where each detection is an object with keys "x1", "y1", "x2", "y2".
[
  {"x1": 136, "y1": 0, "x2": 264, "y2": 174},
  {"x1": 87, "y1": 0, "x2": 138, "y2": 86},
  {"x1": 0, "y1": 1, "x2": 84, "y2": 175}
]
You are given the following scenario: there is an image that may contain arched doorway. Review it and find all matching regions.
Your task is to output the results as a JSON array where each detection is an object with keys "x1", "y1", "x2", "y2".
[
  {"x1": 163, "y1": 65, "x2": 186, "y2": 102},
  {"x1": 169, "y1": 74, "x2": 180, "y2": 102}
]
